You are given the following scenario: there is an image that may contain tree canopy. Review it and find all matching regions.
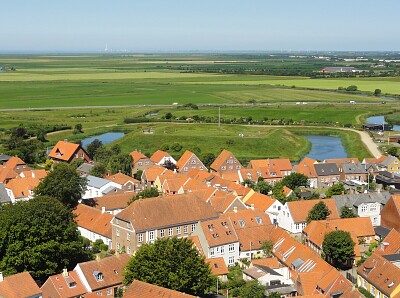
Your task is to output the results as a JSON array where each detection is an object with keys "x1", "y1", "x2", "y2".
[
  {"x1": 123, "y1": 238, "x2": 213, "y2": 296},
  {"x1": 108, "y1": 153, "x2": 133, "y2": 175},
  {"x1": 86, "y1": 139, "x2": 103, "y2": 159},
  {"x1": 325, "y1": 183, "x2": 346, "y2": 198},
  {"x1": 281, "y1": 172, "x2": 309, "y2": 190},
  {"x1": 34, "y1": 163, "x2": 87, "y2": 209},
  {"x1": 340, "y1": 205, "x2": 357, "y2": 218},
  {"x1": 322, "y1": 230, "x2": 355, "y2": 267},
  {"x1": 306, "y1": 201, "x2": 331, "y2": 223},
  {"x1": 0, "y1": 196, "x2": 92, "y2": 282},
  {"x1": 240, "y1": 281, "x2": 266, "y2": 298}
]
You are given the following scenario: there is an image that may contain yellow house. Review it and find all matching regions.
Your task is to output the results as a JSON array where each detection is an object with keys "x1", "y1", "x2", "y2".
[{"x1": 357, "y1": 253, "x2": 400, "y2": 298}]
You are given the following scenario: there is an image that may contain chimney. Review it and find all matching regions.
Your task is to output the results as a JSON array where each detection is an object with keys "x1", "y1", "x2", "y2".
[
  {"x1": 325, "y1": 222, "x2": 329, "y2": 228},
  {"x1": 250, "y1": 204, "x2": 255, "y2": 210},
  {"x1": 233, "y1": 207, "x2": 238, "y2": 213},
  {"x1": 64, "y1": 139, "x2": 68, "y2": 143},
  {"x1": 101, "y1": 206, "x2": 106, "y2": 214},
  {"x1": 62, "y1": 268, "x2": 68, "y2": 277},
  {"x1": 96, "y1": 254, "x2": 101, "y2": 261},
  {"x1": 0, "y1": 272, "x2": 3, "y2": 282}
]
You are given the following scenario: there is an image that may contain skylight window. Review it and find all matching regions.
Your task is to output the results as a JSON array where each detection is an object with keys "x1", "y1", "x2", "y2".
[{"x1": 238, "y1": 219, "x2": 245, "y2": 227}]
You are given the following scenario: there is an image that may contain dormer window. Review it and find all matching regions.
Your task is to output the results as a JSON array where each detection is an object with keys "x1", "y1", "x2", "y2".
[{"x1": 93, "y1": 271, "x2": 103, "y2": 281}]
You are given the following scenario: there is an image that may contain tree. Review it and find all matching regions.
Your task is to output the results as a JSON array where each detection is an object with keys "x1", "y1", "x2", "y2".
[
  {"x1": 134, "y1": 169, "x2": 143, "y2": 181},
  {"x1": 240, "y1": 281, "x2": 265, "y2": 298},
  {"x1": 325, "y1": 182, "x2": 345, "y2": 198},
  {"x1": 261, "y1": 240, "x2": 273, "y2": 257},
  {"x1": 86, "y1": 139, "x2": 103, "y2": 159},
  {"x1": 272, "y1": 182, "x2": 286, "y2": 203},
  {"x1": 267, "y1": 292, "x2": 281, "y2": 298},
  {"x1": 74, "y1": 123, "x2": 83, "y2": 133},
  {"x1": 36, "y1": 127, "x2": 47, "y2": 142},
  {"x1": 90, "y1": 163, "x2": 107, "y2": 178},
  {"x1": 340, "y1": 205, "x2": 357, "y2": 218},
  {"x1": 162, "y1": 160, "x2": 177, "y2": 171},
  {"x1": 374, "y1": 89, "x2": 382, "y2": 96},
  {"x1": 346, "y1": 85, "x2": 358, "y2": 92},
  {"x1": 322, "y1": 230, "x2": 355, "y2": 267},
  {"x1": 306, "y1": 201, "x2": 331, "y2": 223},
  {"x1": 165, "y1": 112, "x2": 173, "y2": 120},
  {"x1": 108, "y1": 154, "x2": 133, "y2": 175},
  {"x1": 281, "y1": 173, "x2": 309, "y2": 190},
  {"x1": 256, "y1": 180, "x2": 272, "y2": 195},
  {"x1": 129, "y1": 187, "x2": 159, "y2": 204},
  {"x1": 387, "y1": 146, "x2": 398, "y2": 157},
  {"x1": 34, "y1": 163, "x2": 87, "y2": 209},
  {"x1": 0, "y1": 196, "x2": 92, "y2": 282},
  {"x1": 123, "y1": 238, "x2": 213, "y2": 296}
]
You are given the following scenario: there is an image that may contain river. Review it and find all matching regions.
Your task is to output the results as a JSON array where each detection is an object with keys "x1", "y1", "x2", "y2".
[
  {"x1": 305, "y1": 135, "x2": 347, "y2": 161},
  {"x1": 81, "y1": 132, "x2": 125, "y2": 148}
]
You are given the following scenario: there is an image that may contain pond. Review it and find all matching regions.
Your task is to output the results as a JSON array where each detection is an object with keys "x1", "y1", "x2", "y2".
[
  {"x1": 366, "y1": 115, "x2": 400, "y2": 132},
  {"x1": 81, "y1": 132, "x2": 125, "y2": 148},
  {"x1": 305, "y1": 135, "x2": 347, "y2": 161}
]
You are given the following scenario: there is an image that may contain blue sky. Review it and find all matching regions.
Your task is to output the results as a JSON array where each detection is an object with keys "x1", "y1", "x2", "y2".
[{"x1": 1, "y1": 0, "x2": 399, "y2": 52}]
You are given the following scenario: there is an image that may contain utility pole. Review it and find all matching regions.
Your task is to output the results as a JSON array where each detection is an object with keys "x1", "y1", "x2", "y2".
[{"x1": 218, "y1": 107, "x2": 221, "y2": 128}]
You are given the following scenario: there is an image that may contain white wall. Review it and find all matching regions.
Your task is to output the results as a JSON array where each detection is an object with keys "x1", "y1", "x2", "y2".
[
  {"x1": 357, "y1": 203, "x2": 381, "y2": 226},
  {"x1": 208, "y1": 242, "x2": 240, "y2": 267},
  {"x1": 77, "y1": 227, "x2": 112, "y2": 248}
]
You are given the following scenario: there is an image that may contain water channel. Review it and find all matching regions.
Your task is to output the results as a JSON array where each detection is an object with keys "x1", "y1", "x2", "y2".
[
  {"x1": 81, "y1": 132, "x2": 125, "y2": 149},
  {"x1": 366, "y1": 115, "x2": 400, "y2": 132},
  {"x1": 305, "y1": 135, "x2": 347, "y2": 161}
]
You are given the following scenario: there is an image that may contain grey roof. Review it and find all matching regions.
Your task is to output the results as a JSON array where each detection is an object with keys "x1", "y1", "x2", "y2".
[
  {"x1": 342, "y1": 162, "x2": 367, "y2": 174},
  {"x1": 102, "y1": 186, "x2": 117, "y2": 195},
  {"x1": 323, "y1": 67, "x2": 356, "y2": 72},
  {"x1": 374, "y1": 226, "x2": 391, "y2": 239},
  {"x1": 86, "y1": 175, "x2": 111, "y2": 188},
  {"x1": 0, "y1": 154, "x2": 11, "y2": 163},
  {"x1": 265, "y1": 284, "x2": 296, "y2": 295},
  {"x1": 0, "y1": 183, "x2": 11, "y2": 204},
  {"x1": 314, "y1": 163, "x2": 340, "y2": 176},
  {"x1": 254, "y1": 264, "x2": 282, "y2": 276},
  {"x1": 333, "y1": 192, "x2": 391, "y2": 213},
  {"x1": 380, "y1": 155, "x2": 399, "y2": 168},
  {"x1": 291, "y1": 258, "x2": 304, "y2": 269},
  {"x1": 383, "y1": 254, "x2": 400, "y2": 262},
  {"x1": 77, "y1": 162, "x2": 98, "y2": 174}
]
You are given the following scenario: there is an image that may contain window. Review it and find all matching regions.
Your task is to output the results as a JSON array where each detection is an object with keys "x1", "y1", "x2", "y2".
[
  {"x1": 176, "y1": 227, "x2": 181, "y2": 234},
  {"x1": 191, "y1": 224, "x2": 196, "y2": 232},
  {"x1": 107, "y1": 289, "x2": 112, "y2": 296},
  {"x1": 191, "y1": 159, "x2": 196, "y2": 164},
  {"x1": 145, "y1": 161, "x2": 149, "y2": 165},
  {"x1": 236, "y1": 166, "x2": 241, "y2": 169},
  {"x1": 80, "y1": 153, "x2": 84, "y2": 158},
  {"x1": 221, "y1": 246, "x2": 225, "y2": 254},
  {"x1": 184, "y1": 225, "x2": 188, "y2": 234},
  {"x1": 127, "y1": 233, "x2": 130, "y2": 241},
  {"x1": 138, "y1": 162, "x2": 143, "y2": 166},
  {"x1": 370, "y1": 204, "x2": 377, "y2": 212},
  {"x1": 116, "y1": 243, "x2": 120, "y2": 250},
  {"x1": 228, "y1": 244, "x2": 235, "y2": 252},
  {"x1": 361, "y1": 205, "x2": 368, "y2": 212},
  {"x1": 229, "y1": 166, "x2": 233, "y2": 170},
  {"x1": 295, "y1": 223, "x2": 300, "y2": 230},
  {"x1": 97, "y1": 292, "x2": 102, "y2": 296},
  {"x1": 184, "y1": 167, "x2": 188, "y2": 172},
  {"x1": 169, "y1": 228, "x2": 173, "y2": 236},
  {"x1": 138, "y1": 233, "x2": 143, "y2": 243},
  {"x1": 210, "y1": 248, "x2": 215, "y2": 256},
  {"x1": 127, "y1": 247, "x2": 131, "y2": 254},
  {"x1": 160, "y1": 229, "x2": 165, "y2": 237},
  {"x1": 228, "y1": 256, "x2": 235, "y2": 265},
  {"x1": 116, "y1": 228, "x2": 120, "y2": 237},
  {"x1": 221, "y1": 166, "x2": 226, "y2": 170},
  {"x1": 149, "y1": 231, "x2": 155, "y2": 241}
]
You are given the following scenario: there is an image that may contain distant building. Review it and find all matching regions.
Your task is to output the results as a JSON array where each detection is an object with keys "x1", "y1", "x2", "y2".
[{"x1": 320, "y1": 67, "x2": 359, "y2": 73}]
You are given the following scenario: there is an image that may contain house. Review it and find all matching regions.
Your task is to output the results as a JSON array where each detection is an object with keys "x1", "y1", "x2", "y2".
[
  {"x1": 277, "y1": 198, "x2": 340, "y2": 234},
  {"x1": 333, "y1": 192, "x2": 391, "y2": 226},
  {"x1": 0, "y1": 167, "x2": 18, "y2": 184},
  {"x1": 141, "y1": 164, "x2": 169, "y2": 188},
  {"x1": 19, "y1": 169, "x2": 47, "y2": 179},
  {"x1": 5, "y1": 176, "x2": 41, "y2": 203},
  {"x1": 73, "y1": 204, "x2": 113, "y2": 247},
  {"x1": 293, "y1": 157, "x2": 319, "y2": 188},
  {"x1": 88, "y1": 192, "x2": 133, "y2": 215},
  {"x1": 0, "y1": 183, "x2": 11, "y2": 204},
  {"x1": 176, "y1": 150, "x2": 207, "y2": 173},
  {"x1": 41, "y1": 269, "x2": 87, "y2": 298},
  {"x1": 381, "y1": 194, "x2": 400, "y2": 232},
  {"x1": 194, "y1": 217, "x2": 240, "y2": 266},
  {"x1": 303, "y1": 217, "x2": 375, "y2": 264},
  {"x1": 82, "y1": 175, "x2": 122, "y2": 200},
  {"x1": 357, "y1": 253, "x2": 400, "y2": 298},
  {"x1": 210, "y1": 149, "x2": 242, "y2": 173},
  {"x1": 248, "y1": 158, "x2": 292, "y2": 175},
  {"x1": 314, "y1": 163, "x2": 341, "y2": 188},
  {"x1": 123, "y1": 280, "x2": 196, "y2": 298},
  {"x1": 341, "y1": 162, "x2": 368, "y2": 183},
  {"x1": 376, "y1": 229, "x2": 400, "y2": 255},
  {"x1": 206, "y1": 257, "x2": 229, "y2": 282},
  {"x1": 324, "y1": 157, "x2": 360, "y2": 173},
  {"x1": 204, "y1": 190, "x2": 247, "y2": 214},
  {"x1": 129, "y1": 150, "x2": 154, "y2": 174},
  {"x1": 111, "y1": 193, "x2": 219, "y2": 255},
  {"x1": 375, "y1": 171, "x2": 400, "y2": 189},
  {"x1": 4, "y1": 156, "x2": 31, "y2": 174},
  {"x1": 74, "y1": 254, "x2": 130, "y2": 296},
  {"x1": 161, "y1": 176, "x2": 191, "y2": 195},
  {"x1": 150, "y1": 149, "x2": 177, "y2": 166},
  {"x1": 76, "y1": 161, "x2": 98, "y2": 176},
  {"x1": 378, "y1": 155, "x2": 400, "y2": 174},
  {"x1": 0, "y1": 271, "x2": 42, "y2": 298},
  {"x1": 243, "y1": 258, "x2": 291, "y2": 287},
  {"x1": 320, "y1": 67, "x2": 358, "y2": 73},
  {"x1": 238, "y1": 168, "x2": 261, "y2": 184},
  {"x1": 105, "y1": 172, "x2": 140, "y2": 192},
  {"x1": 48, "y1": 140, "x2": 90, "y2": 164},
  {"x1": 242, "y1": 192, "x2": 283, "y2": 224},
  {"x1": 0, "y1": 153, "x2": 11, "y2": 164}
]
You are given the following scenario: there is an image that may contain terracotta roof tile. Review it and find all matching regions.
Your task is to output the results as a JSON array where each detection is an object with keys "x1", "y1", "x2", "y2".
[
  {"x1": 116, "y1": 193, "x2": 219, "y2": 232},
  {"x1": 294, "y1": 157, "x2": 318, "y2": 178},
  {"x1": 187, "y1": 235, "x2": 204, "y2": 256},
  {"x1": 376, "y1": 229, "x2": 400, "y2": 255},
  {"x1": 162, "y1": 176, "x2": 190, "y2": 193},
  {"x1": 106, "y1": 173, "x2": 139, "y2": 185},
  {"x1": 297, "y1": 271, "x2": 324, "y2": 295},
  {"x1": 129, "y1": 150, "x2": 148, "y2": 163},
  {"x1": 176, "y1": 150, "x2": 195, "y2": 170},
  {"x1": 6, "y1": 176, "x2": 40, "y2": 199},
  {"x1": 0, "y1": 167, "x2": 18, "y2": 183},
  {"x1": 210, "y1": 149, "x2": 241, "y2": 172},
  {"x1": 200, "y1": 217, "x2": 239, "y2": 247},
  {"x1": 90, "y1": 192, "x2": 133, "y2": 212},
  {"x1": 150, "y1": 150, "x2": 172, "y2": 163},
  {"x1": 77, "y1": 254, "x2": 130, "y2": 291},
  {"x1": 206, "y1": 257, "x2": 229, "y2": 276},
  {"x1": 324, "y1": 274, "x2": 363, "y2": 298},
  {"x1": 0, "y1": 272, "x2": 41, "y2": 298},
  {"x1": 20, "y1": 169, "x2": 48, "y2": 179},
  {"x1": 244, "y1": 192, "x2": 276, "y2": 211},
  {"x1": 251, "y1": 257, "x2": 280, "y2": 269},
  {"x1": 220, "y1": 171, "x2": 241, "y2": 182},
  {"x1": 248, "y1": 158, "x2": 292, "y2": 171},
  {"x1": 234, "y1": 225, "x2": 276, "y2": 251},
  {"x1": 240, "y1": 168, "x2": 261, "y2": 182},
  {"x1": 42, "y1": 271, "x2": 87, "y2": 298},
  {"x1": 4, "y1": 156, "x2": 26, "y2": 169},
  {"x1": 287, "y1": 199, "x2": 340, "y2": 223},
  {"x1": 324, "y1": 158, "x2": 360, "y2": 167},
  {"x1": 48, "y1": 141, "x2": 81, "y2": 162},
  {"x1": 208, "y1": 192, "x2": 239, "y2": 213},
  {"x1": 73, "y1": 204, "x2": 113, "y2": 238},
  {"x1": 124, "y1": 280, "x2": 196, "y2": 298},
  {"x1": 142, "y1": 165, "x2": 168, "y2": 182}
]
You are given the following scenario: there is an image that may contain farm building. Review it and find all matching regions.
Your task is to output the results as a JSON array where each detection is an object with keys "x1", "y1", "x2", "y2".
[{"x1": 320, "y1": 67, "x2": 359, "y2": 73}]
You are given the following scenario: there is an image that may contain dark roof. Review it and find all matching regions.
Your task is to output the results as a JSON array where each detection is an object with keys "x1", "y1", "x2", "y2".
[
  {"x1": 375, "y1": 226, "x2": 391, "y2": 239},
  {"x1": 0, "y1": 183, "x2": 11, "y2": 204},
  {"x1": 333, "y1": 192, "x2": 391, "y2": 213},
  {"x1": 0, "y1": 154, "x2": 11, "y2": 163},
  {"x1": 77, "y1": 162, "x2": 98, "y2": 174},
  {"x1": 382, "y1": 253, "x2": 400, "y2": 262},
  {"x1": 342, "y1": 162, "x2": 367, "y2": 174},
  {"x1": 254, "y1": 264, "x2": 282, "y2": 276},
  {"x1": 265, "y1": 284, "x2": 296, "y2": 295},
  {"x1": 314, "y1": 163, "x2": 340, "y2": 176},
  {"x1": 292, "y1": 258, "x2": 305, "y2": 269}
]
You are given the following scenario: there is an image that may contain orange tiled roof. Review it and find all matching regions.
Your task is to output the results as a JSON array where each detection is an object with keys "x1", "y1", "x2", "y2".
[
  {"x1": 129, "y1": 150, "x2": 148, "y2": 163},
  {"x1": 294, "y1": 157, "x2": 318, "y2": 178},
  {"x1": 234, "y1": 224, "x2": 276, "y2": 251},
  {"x1": 91, "y1": 192, "x2": 134, "y2": 212},
  {"x1": 240, "y1": 168, "x2": 261, "y2": 182},
  {"x1": 248, "y1": 158, "x2": 292, "y2": 171},
  {"x1": 106, "y1": 172, "x2": 139, "y2": 185},
  {"x1": 188, "y1": 235, "x2": 204, "y2": 256},
  {"x1": 251, "y1": 257, "x2": 280, "y2": 269},
  {"x1": 229, "y1": 183, "x2": 253, "y2": 197},
  {"x1": 176, "y1": 150, "x2": 194, "y2": 170},
  {"x1": 4, "y1": 156, "x2": 26, "y2": 169},
  {"x1": 364, "y1": 155, "x2": 386, "y2": 164},
  {"x1": 0, "y1": 272, "x2": 41, "y2": 298},
  {"x1": 297, "y1": 271, "x2": 324, "y2": 296},
  {"x1": 283, "y1": 186, "x2": 293, "y2": 196},
  {"x1": 48, "y1": 140, "x2": 80, "y2": 161},
  {"x1": 0, "y1": 167, "x2": 18, "y2": 183},
  {"x1": 124, "y1": 280, "x2": 196, "y2": 298},
  {"x1": 324, "y1": 274, "x2": 363, "y2": 298},
  {"x1": 6, "y1": 177, "x2": 40, "y2": 198},
  {"x1": 221, "y1": 171, "x2": 241, "y2": 182},
  {"x1": 245, "y1": 192, "x2": 276, "y2": 211},
  {"x1": 142, "y1": 164, "x2": 167, "y2": 182},
  {"x1": 150, "y1": 150, "x2": 171, "y2": 163},
  {"x1": 162, "y1": 176, "x2": 190, "y2": 193},
  {"x1": 77, "y1": 254, "x2": 131, "y2": 291},
  {"x1": 210, "y1": 149, "x2": 241, "y2": 172},
  {"x1": 200, "y1": 217, "x2": 239, "y2": 247},
  {"x1": 206, "y1": 257, "x2": 229, "y2": 276},
  {"x1": 208, "y1": 192, "x2": 239, "y2": 213},
  {"x1": 377, "y1": 229, "x2": 400, "y2": 255},
  {"x1": 20, "y1": 169, "x2": 47, "y2": 179},
  {"x1": 287, "y1": 199, "x2": 340, "y2": 223},
  {"x1": 73, "y1": 204, "x2": 113, "y2": 238},
  {"x1": 324, "y1": 158, "x2": 360, "y2": 167},
  {"x1": 42, "y1": 271, "x2": 87, "y2": 298}
]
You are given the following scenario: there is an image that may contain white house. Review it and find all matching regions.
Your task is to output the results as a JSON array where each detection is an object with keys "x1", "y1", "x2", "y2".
[
  {"x1": 277, "y1": 199, "x2": 340, "y2": 234},
  {"x1": 243, "y1": 259, "x2": 291, "y2": 287},
  {"x1": 333, "y1": 192, "x2": 391, "y2": 226},
  {"x1": 150, "y1": 150, "x2": 177, "y2": 166},
  {"x1": 242, "y1": 192, "x2": 283, "y2": 224},
  {"x1": 82, "y1": 175, "x2": 122, "y2": 200}
]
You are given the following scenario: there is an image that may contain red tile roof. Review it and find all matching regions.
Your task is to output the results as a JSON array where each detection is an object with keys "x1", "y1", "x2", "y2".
[
  {"x1": 287, "y1": 199, "x2": 340, "y2": 223},
  {"x1": 0, "y1": 167, "x2": 18, "y2": 183},
  {"x1": 129, "y1": 151, "x2": 148, "y2": 163},
  {"x1": 6, "y1": 177, "x2": 40, "y2": 199},
  {"x1": 41, "y1": 270, "x2": 87, "y2": 298},
  {"x1": 377, "y1": 229, "x2": 400, "y2": 255},
  {"x1": 245, "y1": 192, "x2": 276, "y2": 211},
  {"x1": 200, "y1": 217, "x2": 239, "y2": 247},
  {"x1": 4, "y1": 156, "x2": 26, "y2": 169},
  {"x1": 248, "y1": 158, "x2": 292, "y2": 171},
  {"x1": 0, "y1": 272, "x2": 41, "y2": 298},
  {"x1": 294, "y1": 157, "x2": 318, "y2": 178},
  {"x1": 48, "y1": 141, "x2": 81, "y2": 162},
  {"x1": 73, "y1": 204, "x2": 113, "y2": 239},
  {"x1": 124, "y1": 280, "x2": 196, "y2": 298},
  {"x1": 91, "y1": 192, "x2": 133, "y2": 212},
  {"x1": 206, "y1": 257, "x2": 229, "y2": 276},
  {"x1": 106, "y1": 172, "x2": 139, "y2": 185},
  {"x1": 176, "y1": 150, "x2": 195, "y2": 170},
  {"x1": 150, "y1": 150, "x2": 171, "y2": 163}
]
